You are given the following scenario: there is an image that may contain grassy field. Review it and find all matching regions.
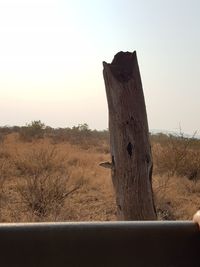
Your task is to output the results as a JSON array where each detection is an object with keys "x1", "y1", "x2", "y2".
[{"x1": 0, "y1": 124, "x2": 200, "y2": 222}]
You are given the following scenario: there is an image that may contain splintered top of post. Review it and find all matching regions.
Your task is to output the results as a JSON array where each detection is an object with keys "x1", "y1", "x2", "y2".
[{"x1": 103, "y1": 51, "x2": 137, "y2": 83}]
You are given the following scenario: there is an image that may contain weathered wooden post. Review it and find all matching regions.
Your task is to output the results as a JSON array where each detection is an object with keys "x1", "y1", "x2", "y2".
[{"x1": 103, "y1": 51, "x2": 157, "y2": 220}]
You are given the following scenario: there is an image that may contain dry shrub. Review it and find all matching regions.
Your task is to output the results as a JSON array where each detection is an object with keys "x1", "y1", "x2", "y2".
[
  {"x1": 184, "y1": 179, "x2": 200, "y2": 195},
  {"x1": 0, "y1": 160, "x2": 7, "y2": 206},
  {"x1": 152, "y1": 132, "x2": 200, "y2": 220},
  {"x1": 17, "y1": 173, "x2": 77, "y2": 219},
  {"x1": 153, "y1": 174, "x2": 200, "y2": 220},
  {"x1": 19, "y1": 120, "x2": 45, "y2": 142},
  {"x1": 0, "y1": 157, "x2": 12, "y2": 220},
  {"x1": 13, "y1": 144, "x2": 81, "y2": 220},
  {"x1": 0, "y1": 139, "x2": 12, "y2": 193},
  {"x1": 14, "y1": 145, "x2": 65, "y2": 177},
  {"x1": 0, "y1": 142, "x2": 10, "y2": 160},
  {"x1": 153, "y1": 175, "x2": 176, "y2": 220},
  {"x1": 0, "y1": 133, "x2": 5, "y2": 144},
  {"x1": 179, "y1": 150, "x2": 200, "y2": 181},
  {"x1": 47, "y1": 124, "x2": 109, "y2": 153},
  {"x1": 153, "y1": 133, "x2": 200, "y2": 181}
]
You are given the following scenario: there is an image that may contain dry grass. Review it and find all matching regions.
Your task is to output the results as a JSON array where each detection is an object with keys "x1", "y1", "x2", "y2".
[
  {"x1": 0, "y1": 133, "x2": 115, "y2": 222},
  {"x1": 153, "y1": 175, "x2": 200, "y2": 220},
  {"x1": 152, "y1": 133, "x2": 200, "y2": 220},
  {"x1": 0, "y1": 131, "x2": 200, "y2": 222}
]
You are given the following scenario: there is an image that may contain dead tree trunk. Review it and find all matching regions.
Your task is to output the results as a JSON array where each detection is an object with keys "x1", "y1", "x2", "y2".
[{"x1": 103, "y1": 51, "x2": 157, "y2": 220}]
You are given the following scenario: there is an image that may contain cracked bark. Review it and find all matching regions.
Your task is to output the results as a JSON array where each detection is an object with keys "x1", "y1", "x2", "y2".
[{"x1": 103, "y1": 51, "x2": 157, "y2": 220}]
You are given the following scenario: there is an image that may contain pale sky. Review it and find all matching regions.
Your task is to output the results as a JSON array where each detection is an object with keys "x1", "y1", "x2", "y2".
[{"x1": 0, "y1": 0, "x2": 199, "y2": 134}]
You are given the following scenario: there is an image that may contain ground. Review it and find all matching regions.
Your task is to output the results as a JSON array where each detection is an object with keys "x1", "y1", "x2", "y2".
[{"x1": 0, "y1": 130, "x2": 200, "y2": 222}]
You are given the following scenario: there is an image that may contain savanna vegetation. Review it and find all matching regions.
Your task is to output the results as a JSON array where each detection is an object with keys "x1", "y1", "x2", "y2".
[{"x1": 0, "y1": 120, "x2": 200, "y2": 222}]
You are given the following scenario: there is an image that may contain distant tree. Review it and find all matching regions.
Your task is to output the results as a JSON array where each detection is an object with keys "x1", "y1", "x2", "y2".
[{"x1": 77, "y1": 123, "x2": 90, "y2": 132}]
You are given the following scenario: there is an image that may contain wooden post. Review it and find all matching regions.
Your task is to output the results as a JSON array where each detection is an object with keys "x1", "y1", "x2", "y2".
[{"x1": 103, "y1": 51, "x2": 157, "y2": 220}]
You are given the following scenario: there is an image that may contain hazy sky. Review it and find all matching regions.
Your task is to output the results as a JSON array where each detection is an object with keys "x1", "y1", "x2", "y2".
[{"x1": 0, "y1": 0, "x2": 199, "y2": 134}]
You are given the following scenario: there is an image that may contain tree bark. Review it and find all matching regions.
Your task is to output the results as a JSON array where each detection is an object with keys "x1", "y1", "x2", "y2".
[{"x1": 103, "y1": 51, "x2": 157, "y2": 220}]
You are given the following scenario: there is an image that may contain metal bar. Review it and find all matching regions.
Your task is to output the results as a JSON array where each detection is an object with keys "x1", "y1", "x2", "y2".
[{"x1": 0, "y1": 221, "x2": 199, "y2": 267}]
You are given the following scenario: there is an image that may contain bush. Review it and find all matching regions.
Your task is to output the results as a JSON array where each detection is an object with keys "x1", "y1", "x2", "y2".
[
  {"x1": 14, "y1": 145, "x2": 64, "y2": 177},
  {"x1": 17, "y1": 173, "x2": 73, "y2": 218},
  {"x1": 46, "y1": 124, "x2": 109, "y2": 151},
  {"x1": 0, "y1": 157, "x2": 12, "y2": 220},
  {"x1": 14, "y1": 144, "x2": 80, "y2": 220},
  {"x1": 153, "y1": 132, "x2": 200, "y2": 181},
  {"x1": 19, "y1": 120, "x2": 46, "y2": 142}
]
